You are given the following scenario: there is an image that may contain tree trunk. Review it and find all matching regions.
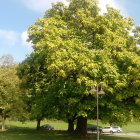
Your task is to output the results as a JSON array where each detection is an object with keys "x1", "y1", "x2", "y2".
[
  {"x1": 2, "y1": 116, "x2": 6, "y2": 131},
  {"x1": 75, "y1": 116, "x2": 87, "y2": 136},
  {"x1": 36, "y1": 119, "x2": 41, "y2": 130},
  {"x1": 68, "y1": 119, "x2": 74, "y2": 132}
]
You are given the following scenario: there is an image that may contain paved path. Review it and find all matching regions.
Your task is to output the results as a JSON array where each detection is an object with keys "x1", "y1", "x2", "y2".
[
  {"x1": 113, "y1": 132, "x2": 140, "y2": 136},
  {"x1": 88, "y1": 131, "x2": 140, "y2": 136}
]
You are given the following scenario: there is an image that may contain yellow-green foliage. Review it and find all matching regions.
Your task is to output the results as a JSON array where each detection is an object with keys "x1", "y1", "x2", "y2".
[{"x1": 18, "y1": 0, "x2": 140, "y2": 125}]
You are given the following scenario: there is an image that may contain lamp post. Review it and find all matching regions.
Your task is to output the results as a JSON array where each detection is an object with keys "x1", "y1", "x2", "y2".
[
  {"x1": 96, "y1": 85, "x2": 99, "y2": 140},
  {"x1": 91, "y1": 85, "x2": 105, "y2": 140}
]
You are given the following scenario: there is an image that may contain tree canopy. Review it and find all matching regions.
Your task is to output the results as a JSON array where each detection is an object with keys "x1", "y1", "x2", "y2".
[
  {"x1": 0, "y1": 55, "x2": 27, "y2": 130},
  {"x1": 17, "y1": 0, "x2": 140, "y2": 135}
]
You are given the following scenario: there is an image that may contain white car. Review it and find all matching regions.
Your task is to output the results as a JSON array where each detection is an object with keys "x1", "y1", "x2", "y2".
[{"x1": 101, "y1": 126, "x2": 122, "y2": 133}]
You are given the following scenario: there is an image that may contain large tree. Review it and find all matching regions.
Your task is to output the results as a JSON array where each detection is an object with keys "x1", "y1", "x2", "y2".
[{"x1": 17, "y1": 0, "x2": 140, "y2": 135}]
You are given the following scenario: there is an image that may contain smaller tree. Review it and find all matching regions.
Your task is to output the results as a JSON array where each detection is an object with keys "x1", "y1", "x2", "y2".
[{"x1": 0, "y1": 55, "x2": 27, "y2": 130}]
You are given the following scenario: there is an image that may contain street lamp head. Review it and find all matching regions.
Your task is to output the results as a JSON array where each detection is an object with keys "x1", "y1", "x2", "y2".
[
  {"x1": 90, "y1": 86, "x2": 105, "y2": 95},
  {"x1": 91, "y1": 88, "x2": 97, "y2": 92},
  {"x1": 99, "y1": 89, "x2": 105, "y2": 95}
]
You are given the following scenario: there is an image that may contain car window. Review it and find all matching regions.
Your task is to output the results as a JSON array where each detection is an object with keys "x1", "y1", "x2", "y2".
[
  {"x1": 104, "y1": 127, "x2": 110, "y2": 129},
  {"x1": 113, "y1": 126, "x2": 119, "y2": 128}
]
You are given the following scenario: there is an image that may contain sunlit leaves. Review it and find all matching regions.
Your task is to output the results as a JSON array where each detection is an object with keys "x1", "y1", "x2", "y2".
[{"x1": 18, "y1": 0, "x2": 140, "y2": 125}]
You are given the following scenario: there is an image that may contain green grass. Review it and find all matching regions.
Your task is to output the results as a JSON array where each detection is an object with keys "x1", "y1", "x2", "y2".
[
  {"x1": 6, "y1": 119, "x2": 68, "y2": 130},
  {"x1": 1, "y1": 120, "x2": 140, "y2": 140},
  {"x1": 122, "y1": 122, "x2": 140, "y2": 133},
  {"x1": 1, "y1": 130, "x2": 140, "y2": 140}
]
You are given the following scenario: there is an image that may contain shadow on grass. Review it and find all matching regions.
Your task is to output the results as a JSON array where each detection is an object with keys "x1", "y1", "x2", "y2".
[{"x1": 1, "y1": 125, "x2": 140, "y2": 140}]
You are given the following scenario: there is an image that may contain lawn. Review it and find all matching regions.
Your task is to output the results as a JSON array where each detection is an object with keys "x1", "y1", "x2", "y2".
[
  {"x1": 122, "y1": 122, "x2": 140, "y2": 133},
  {"x1": 1, "y1": 120, "x2": 140, "y2": 140},
  {"x1": 1, "y1": 129, "x2": 140, "y2": 140}
]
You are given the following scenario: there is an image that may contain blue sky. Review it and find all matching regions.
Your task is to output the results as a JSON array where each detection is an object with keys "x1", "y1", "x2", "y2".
[{"x1": 0, "y1": 0, "x2": 139, "y2": 62}]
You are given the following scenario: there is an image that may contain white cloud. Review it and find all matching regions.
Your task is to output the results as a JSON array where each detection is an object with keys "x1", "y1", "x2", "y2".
[
  {"x1": 21, "y1": 0, "x2": 126, "y2": 16},
  {"x1": 0, "y1": 29, "x2": 33, "y2": 51},
  {"x1": 21, "y1": 31, "x2": 33, "y2": 50},
  {"x1": 98, "y1": 0, "x2": 127, "y2": 16},
  {"x1": 21, "y1": 0, "x2": 67, "y2": 13},
  {"x1": 0, "y1": 29, "x2": 33, "y2": 62},
  {"x1": 98, "y1": 0, "x2": 117, "y2": 14},
  {"x1": 0, "y1": 29, "x2": 18, "y2": 46}
]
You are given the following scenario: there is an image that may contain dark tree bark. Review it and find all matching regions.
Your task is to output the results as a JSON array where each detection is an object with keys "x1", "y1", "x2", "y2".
[
  {"x1": 2, "y1": 115, "x2": 6, "y2": 130},
  {"x1": 68, "y1": 119, "x2": 74, "y2": 132},
  {"x1": 75, "y1": 116, "x2": 87, "y2": 136},
  {"x1": 36, "y1": 119, "x2": 41, "y2": 130}
]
